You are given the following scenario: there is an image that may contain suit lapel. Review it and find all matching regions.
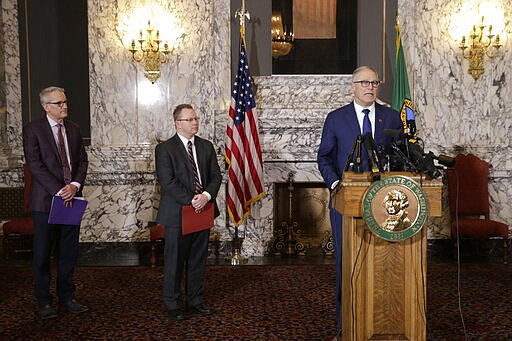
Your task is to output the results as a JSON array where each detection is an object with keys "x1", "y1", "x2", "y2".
[
  {"x1": 346, "y1": 102, "x2": 361, "y2": 136},
  {"x1": 374, "y1": 104, "x2": 385, "y2": 143},
  {"x1": 172, "y1": 134, "x2": 196, "y2": 190},
  {"x1": 63, "y1": 121, "x2": 74, "y2": 164},
  {"x1": 40, "y1": 118, "x2": 61, "y2": 160},
  {"x1": 194, "y1": 137, "x2": 206, "y2": 182}
]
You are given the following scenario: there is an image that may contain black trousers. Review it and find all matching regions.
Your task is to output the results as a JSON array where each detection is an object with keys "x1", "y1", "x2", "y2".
[
  {"x1": 31, "y1": 211, "x2": 80, "y2": 307},
  {"x1": 163, "y1": 226, "x2": 210, "y2": 311}
]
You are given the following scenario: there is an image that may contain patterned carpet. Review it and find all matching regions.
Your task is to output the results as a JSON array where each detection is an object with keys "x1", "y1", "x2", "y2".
[
  {"x1": 426, "y1": 263, "x2": 512, "y2": 341},
  {"x1": 0, "y1": 263, "x2": 511, "y2": 340},
  {"x1": 0, "y1": 265, "x2": 337, "y2": 340}
]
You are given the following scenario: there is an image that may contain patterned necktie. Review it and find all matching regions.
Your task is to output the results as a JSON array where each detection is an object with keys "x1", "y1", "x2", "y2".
[
  {"x1": 187, "y1": 141, "x2": 202, "y2": 194},
  {"x1": 57, "y1": 124, "x2": 72, "y2": 184},
  {"x1": 362, "y1": 109, "x2": 372, "y2": 172}
]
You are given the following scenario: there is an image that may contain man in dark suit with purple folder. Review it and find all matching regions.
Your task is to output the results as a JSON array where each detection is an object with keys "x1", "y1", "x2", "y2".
[
  {"x1": 317, "y1": 66, "x2": 403, "y2": 327},
  {"x1": 155, "y1": 104, "x2": 222, "y2": 321},
  {"x1": 23, "y1": 86, "x2": 88, "y2": 320}
]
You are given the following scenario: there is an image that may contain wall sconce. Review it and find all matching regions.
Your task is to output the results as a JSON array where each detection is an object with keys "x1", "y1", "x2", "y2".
[
  {"x1": 459, "y1": 16, "x2": 502, "y2": 80},
  {"x1": 271, "y1": 11, "x2": 294, "y2": 58},
  {"x1": 129, "y1": 20, "x2": 170, "y2": 83}
]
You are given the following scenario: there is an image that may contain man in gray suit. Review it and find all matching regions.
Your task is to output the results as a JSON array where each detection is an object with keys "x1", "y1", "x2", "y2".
[
  {"x1": 155, "y1": 104, "x2": 222, "y2": 321},
  {"x1": 23, "y1": 86, "x2": 88, "y2": 320}
]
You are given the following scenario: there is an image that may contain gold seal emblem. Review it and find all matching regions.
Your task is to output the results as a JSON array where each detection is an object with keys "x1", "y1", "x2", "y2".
[{"x1": 363, "y1": 175, "x2": 428, "y2": 241}]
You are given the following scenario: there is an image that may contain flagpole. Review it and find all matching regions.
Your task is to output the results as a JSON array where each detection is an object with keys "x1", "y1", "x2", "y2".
[{"x1": 228, "y1": 0, "x2": 251, "y2": 265}]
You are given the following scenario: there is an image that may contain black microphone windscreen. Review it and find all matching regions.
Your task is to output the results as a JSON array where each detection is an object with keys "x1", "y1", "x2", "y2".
[
  {"x1": 437, "y1": 155, "x2": 456, "y2": 167},
  {"x1": 363, "y1": 132, "x2": 372, "y2": 146},
  {"x1": 383, "y1": 129, "x2": 403, "y2": 138}
]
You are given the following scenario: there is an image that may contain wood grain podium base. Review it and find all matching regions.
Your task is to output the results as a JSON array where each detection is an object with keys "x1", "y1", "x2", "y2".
[{"x1": 334, "y1": 172, "x2": 442, "y2": 341}]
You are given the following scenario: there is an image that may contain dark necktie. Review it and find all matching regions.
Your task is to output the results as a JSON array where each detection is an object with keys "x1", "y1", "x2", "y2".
[
  {"x1": 362, "y1": 109, "x2": 372, "y2": 135},
  {"x1": 187, "y1": 141, "x2": 202, "y2": 194},
  {"x1": 362, "y1": 109, "x2": 372, "y2": 172},
  {"x1": 57, "y1": 124, "x2": 72, "y2": 184}
]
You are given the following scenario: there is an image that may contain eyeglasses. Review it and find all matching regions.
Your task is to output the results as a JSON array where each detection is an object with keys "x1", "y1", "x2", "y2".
[
  {"x1": 47, "y1": 100, "x2": 68, "y2": 107},
  {"x1": 353, "y1": 80, "x2": 381, "y2": 88},
  {"x1": 177, "y1": 117, "x2": 199, "y2": 122}
]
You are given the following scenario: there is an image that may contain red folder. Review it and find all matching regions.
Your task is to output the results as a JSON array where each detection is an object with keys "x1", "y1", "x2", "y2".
[
  {"x1": 181, "y1": 202, "x2": 214, "y2": 235},
  {"x1": 48, "y1": 196, "x2": 88, "y2": 225}
]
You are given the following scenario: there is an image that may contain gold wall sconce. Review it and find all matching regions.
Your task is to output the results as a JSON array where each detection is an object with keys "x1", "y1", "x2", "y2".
[
  {"x1": 271, "y1": 11, "x2": 294, "y2": 58},
  {"x1": 129, "y1": 20, "x2": 170, "y2": 83},
  {"x1": 459, "y1": 16, "x2": 502, "y2": 80}
]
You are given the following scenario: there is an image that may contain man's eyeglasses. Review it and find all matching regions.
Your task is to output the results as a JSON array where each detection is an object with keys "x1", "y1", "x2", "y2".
[
  {"x1": 47, "y1": 100, "x2": 68, "y2": 107},
  {"x1": 353, "y1": 80, "x2": 381, "y2": 88},
  {"x1": 177, "y1": 117, "x2": 199, "y2": 122}
]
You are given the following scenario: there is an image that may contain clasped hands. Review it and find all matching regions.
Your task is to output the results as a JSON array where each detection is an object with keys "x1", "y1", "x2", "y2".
[
  {"x1": 191, "y1": 193, "x2": 208, "y2": 213},
  {"x1": 59, "y1": 184, "x2": 78, "y2": 207}
]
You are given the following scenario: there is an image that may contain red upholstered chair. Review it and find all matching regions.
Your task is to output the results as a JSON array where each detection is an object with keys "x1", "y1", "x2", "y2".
[
  {"x1": 446, "y1": 154, "x2": 509, "y2": 264},
  {"x1": 149, "y1": 224, "x2": 164, "y2": 267},
  {"x1": 2, "y1": 164, "x2": 35, "y2": 258}
]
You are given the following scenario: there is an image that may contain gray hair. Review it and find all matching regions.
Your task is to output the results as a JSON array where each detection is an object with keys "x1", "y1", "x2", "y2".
[
  {"x1": 39, "y1": 86, "x2": 66, "y2": 105},
  {"x1": 352, "y1": 66, "x2": 379, "y2": 82}
]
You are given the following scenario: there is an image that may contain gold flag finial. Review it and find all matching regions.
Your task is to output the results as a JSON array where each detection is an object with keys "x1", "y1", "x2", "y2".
[{"x1": 235, "y1": 0, "x2": 250, "y2": 36}]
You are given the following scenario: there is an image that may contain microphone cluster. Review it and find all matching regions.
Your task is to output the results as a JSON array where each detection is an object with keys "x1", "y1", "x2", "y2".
[
  {"x1": 383, "y1": 129, "x2": 455, "y2": 179},
  {"x1": 344, "y1": 130, "x2": 455, "y2": 181}
]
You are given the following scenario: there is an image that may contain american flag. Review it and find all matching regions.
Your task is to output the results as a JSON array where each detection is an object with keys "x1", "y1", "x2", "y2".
[{"x1": 225, "y1": 36, "x2": 265, "y2": 226}]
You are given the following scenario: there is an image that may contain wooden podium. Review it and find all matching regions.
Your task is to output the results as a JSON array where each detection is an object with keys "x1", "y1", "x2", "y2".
[{"x1": 334, "y1": 172, "x2": 442, "y2": 341}]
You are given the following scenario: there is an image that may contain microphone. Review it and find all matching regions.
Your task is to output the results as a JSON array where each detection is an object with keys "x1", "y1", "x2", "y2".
[
  {"x1": 436, "y1": 154, "x2": 456, "y2": 167},
  {"x1": 343, "y1": 135, "x2": 365, "y2": 172},
  {"x1": 363, "y1": 133, "x2": 381, "y2": 181},
  {"x1": 383, "y1": 129, "x2": 406, "y2": 139},
  {"x1": 353, "y1": 135, "x2": 363, "y2": 173}
]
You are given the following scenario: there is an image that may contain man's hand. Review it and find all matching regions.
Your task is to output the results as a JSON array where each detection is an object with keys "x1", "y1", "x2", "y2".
[
  {"x1": 59, "y1": 184, "x2": 78, "y2": 204},
  {"x1": 191, "y1": 193, "x2": 208, "y2": 212}
]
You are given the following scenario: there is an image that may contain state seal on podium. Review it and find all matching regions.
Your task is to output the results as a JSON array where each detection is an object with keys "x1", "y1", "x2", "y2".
[{"x1": 362, "y1": 175, "x2": 429, "y2": 242}]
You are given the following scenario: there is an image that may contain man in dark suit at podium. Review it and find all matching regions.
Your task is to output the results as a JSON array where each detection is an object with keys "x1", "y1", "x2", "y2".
[
  {"x1": 317, "y1": 66, "x2": 403, "y2": 326},
  {"x1": 155, "y1": 104, "x2": 222, "y2": 321},
  {"x1": 23, "y1": 86, "x2": 89, "y2": 320}
]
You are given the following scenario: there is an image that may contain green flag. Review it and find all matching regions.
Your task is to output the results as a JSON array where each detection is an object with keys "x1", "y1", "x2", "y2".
[{"x1": 391, "y1": 21, "x2": 411, "y2": 113}]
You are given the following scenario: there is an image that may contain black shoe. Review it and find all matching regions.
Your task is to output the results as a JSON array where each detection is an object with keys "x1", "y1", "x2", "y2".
[
  {"x1": 59, "y1": 299, "x2": 89, "y2": 314},
  {"x1": 168, "y1": 309, "x2": 185, "y2": 321},
  {"x1": 189, "y1": 305, "x2": 213, "y2": 316},
  {"x1": 38, "y1": 304, "x2": 58, "y2": 320}
]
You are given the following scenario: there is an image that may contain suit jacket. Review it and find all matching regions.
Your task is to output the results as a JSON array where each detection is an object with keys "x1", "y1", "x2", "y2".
[
  {"x1": 155, "y1": 134, "x2": 222, "y2": 228},
  {"x1": 23, "y1": 116, "x2": 88, "y2": 212},
  {"x1": 317, "y1": 101, "x2": 403, "y2": 190}
]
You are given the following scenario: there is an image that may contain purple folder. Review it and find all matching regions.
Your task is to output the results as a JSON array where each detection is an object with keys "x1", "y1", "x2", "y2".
[{"x1": 48, "y1": 196, "x2": 88, "y2": 226}]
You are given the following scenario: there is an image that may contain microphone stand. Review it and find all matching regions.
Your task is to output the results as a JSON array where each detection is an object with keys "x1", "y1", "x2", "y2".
[
  {"x1": 353, "y1": 135, "x2": 363, "y2": 173},
  {"x1": 363, "y1": 133, "x2": 381, "y2": 181},
  {"x1": 344, "y1": 135, "x2": 361, "y2": 172},
  {"x1": 391, "y1": 144, "x2": 417, "y2": 172}
]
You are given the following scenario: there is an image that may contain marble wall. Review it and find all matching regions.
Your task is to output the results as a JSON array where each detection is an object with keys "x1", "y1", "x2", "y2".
[
  {"x1": 1, "y1": 0, "x2": 510, "y2": 256},
  {"x1": 399, "y1": 0, "x2": 512, "y2": 237}
]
